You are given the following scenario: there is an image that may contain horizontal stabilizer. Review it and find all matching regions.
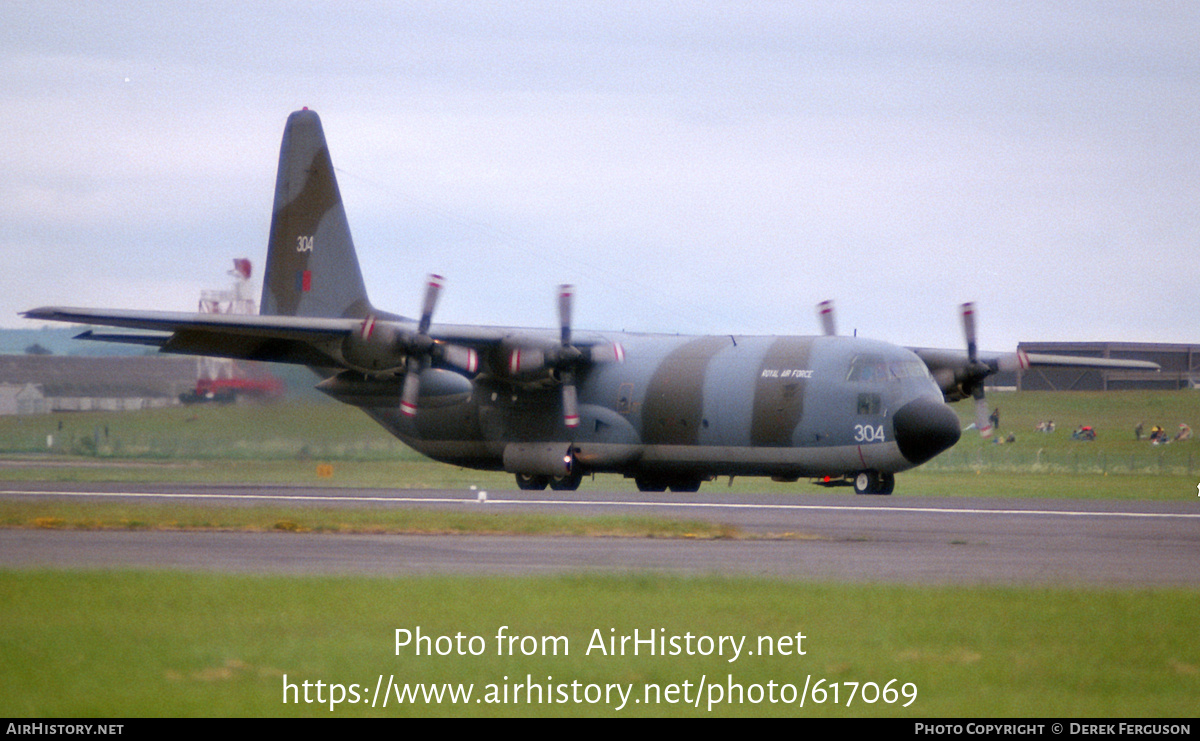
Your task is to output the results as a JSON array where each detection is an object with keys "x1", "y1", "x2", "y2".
[{"x1": 74, "y1": 330, "x2": 170, "y2": 347}]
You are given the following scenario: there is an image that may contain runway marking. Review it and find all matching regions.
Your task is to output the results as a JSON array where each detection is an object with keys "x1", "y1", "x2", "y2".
[{"x1": 3, "y1": 489, "x2": 1198, "y2": 520}]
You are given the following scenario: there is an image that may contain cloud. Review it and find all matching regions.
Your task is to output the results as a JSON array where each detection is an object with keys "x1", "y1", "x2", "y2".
[{"x1": 3, "y1": 3, "x2": 1198, "y2": 351}]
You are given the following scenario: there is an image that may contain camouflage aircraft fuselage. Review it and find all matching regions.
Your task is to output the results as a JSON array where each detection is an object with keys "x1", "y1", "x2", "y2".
[{"x1": 317, "y1": 328, "x2": 958, "y2": 492}]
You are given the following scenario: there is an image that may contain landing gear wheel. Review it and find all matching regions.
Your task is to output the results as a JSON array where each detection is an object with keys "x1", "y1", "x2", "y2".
[
  {"x1": 548, "y1": 467, "x2": 584, "y2": 491},
  {"x1": 878, "y1": 472, "x2": 895, "y2": 495},
  {"x1": 668, "y1": 478, "x2": 702, "y2": 493},
  {"x1": 853, "y1": 470, "x2": 894, "y2": 495},
  {"x1": 853, "y1": 471, "x2": 875, "y2": 494},
  {"x1": 515, "y1": 473, "x2": 549, "y2": 490}
]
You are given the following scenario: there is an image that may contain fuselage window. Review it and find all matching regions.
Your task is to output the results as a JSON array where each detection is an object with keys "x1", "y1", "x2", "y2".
[{"x1": 857, "y1": 393, "x2": 881, "y2": 415}]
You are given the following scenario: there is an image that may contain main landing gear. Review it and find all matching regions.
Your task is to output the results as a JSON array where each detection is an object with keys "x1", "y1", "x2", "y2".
[
  {"x1": 515, "y1": 473, "x2": 549, "y2": 490},
  {"x1": 514, "y1": 468, "x2": 584, "y2": 491},
  {"x1": 853, "y1": 470, "x2": 895, "y2": 495},
  {"x1": 634, "y1": 475, "x2": 703, "y2": 493}
]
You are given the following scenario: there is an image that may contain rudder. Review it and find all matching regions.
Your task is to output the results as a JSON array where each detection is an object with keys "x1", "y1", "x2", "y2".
[{"x1": 260, "y1": 109, "x2": 372, "y2": 319}]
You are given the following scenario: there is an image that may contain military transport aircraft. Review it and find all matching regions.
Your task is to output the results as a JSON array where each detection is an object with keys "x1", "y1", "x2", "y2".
[{"x1": 23, "y1": 109, "x2": 1159, "y2": 494}]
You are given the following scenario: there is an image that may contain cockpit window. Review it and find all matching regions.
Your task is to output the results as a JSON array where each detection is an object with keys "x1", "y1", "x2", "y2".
[
  {"x1": 846, "y1": 355, "x2": 886, "y2": 382},
  {"x1": 847, "y1": 355, "x2": 930, "y2": 383},
  {"x1": 888, "y1": 359, "x2": 931, "y2": 380}
]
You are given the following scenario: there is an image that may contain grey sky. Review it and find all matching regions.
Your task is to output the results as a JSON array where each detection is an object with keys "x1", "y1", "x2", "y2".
[{"x1": 4, "y1": 2, "x2": 1197, "y2": 351}]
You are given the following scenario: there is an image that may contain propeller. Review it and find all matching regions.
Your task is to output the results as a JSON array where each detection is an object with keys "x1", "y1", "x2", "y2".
[
  {"x1": 397, "y1": 274, "x2": 477, "y2": 417},
  {"x1": 505, "y1": 284, "x2": 625, "y2": 429},
  {"x1": 816, "y1": 300, "x2": 836, "y2": 336},
  {"x1": 960, "y1": 302, "x2": 994, "y2": 438}
]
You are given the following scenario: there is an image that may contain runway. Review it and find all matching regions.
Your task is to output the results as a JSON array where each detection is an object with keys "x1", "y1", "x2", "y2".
[{"x1": 2, "y1": 483, "x2": 1198, "y2": 586}]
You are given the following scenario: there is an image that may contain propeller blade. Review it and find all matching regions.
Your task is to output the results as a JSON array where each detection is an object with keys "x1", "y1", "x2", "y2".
[
  {"x1": 817, "y1": 300, "x2": 836, "y2": 336},
  {"x1": 960, "y1": 302, "x2": 994, "y2": 437},
  {"x1": 557, "y1": 285, "x2": 580, "y2": 427},
  {"x1": 418, "y1": 274, "x2": 444, "y2": 335},
  {"x1": 961, "y1": 302, "x2": 978, "y2": 363},
  {"x1": 399, "y1": 274, "x2": 450, "y2": 417},
  {"x1": 360, "y1": 313, "x2": 378, "y2": 341},
  {"x1": 558, "y1": 285, "x2": 574, "y2": 347},
  {"x1": 561, "y1": 373, "x2": 580, "y2": 428},
  {"x1": 974, "y1": 393, "x2": 993, "y2": 438},
  {"x1": 400, "y1": 362, "x2": 423, "y2": 417}
]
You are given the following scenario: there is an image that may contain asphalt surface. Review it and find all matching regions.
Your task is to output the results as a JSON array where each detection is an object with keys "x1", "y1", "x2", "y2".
[{"x1": 2, "y1": 482, "x2": 1198, "y2": 586}]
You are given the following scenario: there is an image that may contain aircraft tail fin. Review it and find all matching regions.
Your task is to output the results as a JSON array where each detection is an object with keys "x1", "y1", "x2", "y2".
[{"x1": 260, "y1": 109, "x2": 372, "y2": 319}]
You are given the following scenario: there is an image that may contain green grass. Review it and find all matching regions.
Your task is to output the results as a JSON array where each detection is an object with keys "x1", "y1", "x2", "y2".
[
  {"x1": 2, "y1": 391, "x2": 1197, "y2": 718},
  {"x1": 937, "y1": 390, "x2": 1200, "y2": 475},
  {"x1": 0, "y1": 401, "x2": 413, "y2": 460},
  {"x1": 1, "y1": 571, "x2": 1195, "y2": 717}
]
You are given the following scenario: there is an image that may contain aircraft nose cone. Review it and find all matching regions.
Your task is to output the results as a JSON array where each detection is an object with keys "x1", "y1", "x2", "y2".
[{"x1": 893, "y1": 397, "x2": 961, "y2": 466}]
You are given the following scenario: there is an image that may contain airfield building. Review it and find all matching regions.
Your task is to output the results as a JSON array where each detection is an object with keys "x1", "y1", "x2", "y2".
[{"x1": 0, "y1": 355, "x2": 198, "y2": 413}]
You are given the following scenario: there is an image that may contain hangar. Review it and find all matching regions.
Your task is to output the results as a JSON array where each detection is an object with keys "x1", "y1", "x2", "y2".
[{"x1": 0, "y1": 355, "x2": 197, "y2": 413}]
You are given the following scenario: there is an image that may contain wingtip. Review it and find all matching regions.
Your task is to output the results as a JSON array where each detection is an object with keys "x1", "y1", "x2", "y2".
[{"x1": 21, "y1": 307, "x2": 61, "y2": 321}]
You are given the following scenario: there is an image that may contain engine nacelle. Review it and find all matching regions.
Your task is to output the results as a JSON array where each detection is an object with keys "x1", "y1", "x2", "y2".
[
  {"x1": 931, "y1": 368, "x2": 969, "y2": 402},
  {"x1": 499, "y1": 337, "x2": 559, "y2": 380},
  {"x1": 341, "y1": 316, "x2": 408, "y2": 373}
]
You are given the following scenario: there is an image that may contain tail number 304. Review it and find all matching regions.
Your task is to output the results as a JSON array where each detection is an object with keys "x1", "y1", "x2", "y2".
[{"x1": 854, "y1": 424, "x2": 885, "y2": 443}]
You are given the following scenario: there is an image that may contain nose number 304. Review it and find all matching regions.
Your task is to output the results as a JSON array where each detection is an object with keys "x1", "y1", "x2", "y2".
[{"x1": 854, "y1": 424, "x2": 885, "y2": 443}]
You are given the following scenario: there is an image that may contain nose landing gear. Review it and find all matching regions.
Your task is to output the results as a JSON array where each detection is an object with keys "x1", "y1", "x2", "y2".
[{"x1": 853, "y1": 470, "x2": 894, "y2": 495}]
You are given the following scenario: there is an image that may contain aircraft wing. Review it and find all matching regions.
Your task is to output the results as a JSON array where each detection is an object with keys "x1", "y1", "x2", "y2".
[
  {"x1": 22, "y1": 306, "x2": 366, "y2": 367},
  {"x1": 911, "y1": 346, "x2": 1161, "y2": 402},
  {"x1": 19, "y1": 306, "x2": 608, "y2": 376}
]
